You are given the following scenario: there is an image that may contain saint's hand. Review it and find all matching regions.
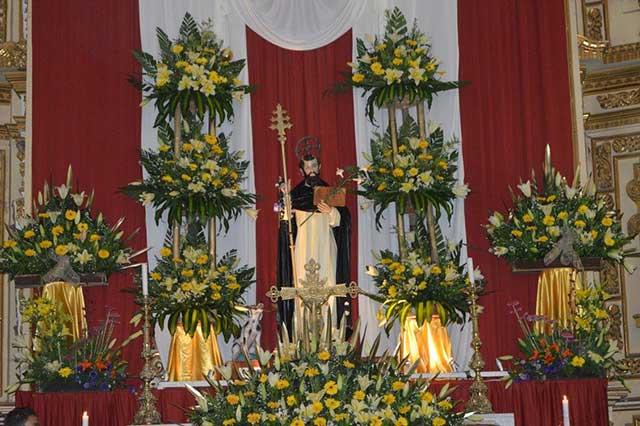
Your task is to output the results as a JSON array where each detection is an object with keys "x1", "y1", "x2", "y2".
[
  {"x1": 279, "y1": 178, "x2": 291, "y2": 194},
  {"x1": 317, "y1": 201, "x2": 332, "y2": 214}
]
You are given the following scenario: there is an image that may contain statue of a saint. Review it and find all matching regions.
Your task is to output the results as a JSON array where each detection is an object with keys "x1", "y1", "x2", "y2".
[{"x1": 276, "y1": 137, "x2": 351, "y2": 338}]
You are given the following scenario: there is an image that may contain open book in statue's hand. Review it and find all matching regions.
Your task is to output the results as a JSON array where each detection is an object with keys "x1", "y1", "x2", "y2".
[{"x1": 313, "y1": 186, "x2": 346, "y2": 207}]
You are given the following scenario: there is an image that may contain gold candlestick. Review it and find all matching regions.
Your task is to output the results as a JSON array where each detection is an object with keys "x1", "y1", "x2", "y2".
[
  {"x1": 133, "y1": 296, "x2": 164, "y2": 425},
  {"x1": 466, "y1": 272, "x2": 493, "y2": 414}
]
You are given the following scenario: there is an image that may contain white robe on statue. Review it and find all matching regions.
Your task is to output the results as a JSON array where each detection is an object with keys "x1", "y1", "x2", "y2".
[{"x1": 293, "y1": 207, "x2": 340, "y2": 337}]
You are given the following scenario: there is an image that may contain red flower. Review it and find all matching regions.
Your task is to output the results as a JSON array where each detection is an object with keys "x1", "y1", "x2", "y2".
[
  {"x1": 79, "y1": 360, "x2": 92, "y2": 371},
  {"x1": 561, "y1": 349, "x2": 573, "y2": 358},
  {"x1": 529, "y1": 350, "x2": 540, "y2": 360},
  {"x1": 543, "y1": 353, "x2": 555, "y2": 365},
  {"x1": 550, "y1": 343, "x2": 560, "y2": 353},
  {"x1": 95, "y1": 358, "x2": 108, "y2": 371}
]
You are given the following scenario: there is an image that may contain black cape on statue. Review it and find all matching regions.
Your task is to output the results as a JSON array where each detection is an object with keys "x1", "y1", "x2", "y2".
[{"x1": 276, "y1": 177, "x2": 351, "y2": 337}]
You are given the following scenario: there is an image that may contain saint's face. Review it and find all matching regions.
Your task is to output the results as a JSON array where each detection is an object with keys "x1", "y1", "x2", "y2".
[{"x1": 301, "y1": 158, "x2": 320, "y2": 177}]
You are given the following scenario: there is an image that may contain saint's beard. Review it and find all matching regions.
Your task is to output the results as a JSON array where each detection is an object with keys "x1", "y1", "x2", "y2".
[{"x1": 303, "y1": 173, "x2": 321, "y2": 187}]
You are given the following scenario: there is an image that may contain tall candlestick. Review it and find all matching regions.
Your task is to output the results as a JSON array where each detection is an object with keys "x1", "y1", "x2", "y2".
[
  {"x1": 141, "y1": 263, "x2": 148, "y2": 296},
  {"x1": 562, "y1": 395, "x2": 570, "y2": 426},
  {"x1": 82, "y1": 411, "x2": 89, "y2": 426},
  {"x1": 468, "y1": 257, "x2": 475, "y2": 284}
]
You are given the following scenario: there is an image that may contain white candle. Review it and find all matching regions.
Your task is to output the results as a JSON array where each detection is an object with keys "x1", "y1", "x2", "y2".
[
  {"x1": 467, "y1": 257, "x2": 475, "y2": 284},
  {"x1": 82, "y1": 411, "x2": 89, "y2": 426},
  {"x1": 141, "y1": 263, "x2": 148, "y2": 297},
  {"x1": 562, "y1": 395, "x2": 570, "y2": 426}
]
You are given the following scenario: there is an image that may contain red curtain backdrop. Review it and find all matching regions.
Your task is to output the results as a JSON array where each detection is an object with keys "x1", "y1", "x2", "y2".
[
  {"x1": 458, "y1": 0, "x2": 575, "y2": 363},
  {"x1": 33, "y1": 0, "x2": 145, "y2": 372},
  {"x1": 246, "y1": 29, "x2": 358, "y2": 349}
]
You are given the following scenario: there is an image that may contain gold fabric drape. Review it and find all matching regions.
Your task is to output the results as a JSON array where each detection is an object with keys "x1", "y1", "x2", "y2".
[
  {"x1": 400, "y1": 315, "x2": 453, "y2": 373},
  {"x1": 41, "y1": 281, "x2": 87, "y2": 341},
  {"x1": 535, "y1": 268, "x2": 582, "y2": 333},
  {"x1": 167, "y1": 323, "x2": 222, "y2": 381}
]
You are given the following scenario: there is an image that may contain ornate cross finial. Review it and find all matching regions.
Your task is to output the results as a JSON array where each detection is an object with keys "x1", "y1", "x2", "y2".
[{"x1": 269, "y1": 104, "x2": 293, "y2": 144}]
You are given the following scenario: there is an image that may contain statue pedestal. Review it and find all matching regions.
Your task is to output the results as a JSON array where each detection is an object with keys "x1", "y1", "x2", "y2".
[{"x1": 464, "y1": 413, "x2": 515, "y2": 426}]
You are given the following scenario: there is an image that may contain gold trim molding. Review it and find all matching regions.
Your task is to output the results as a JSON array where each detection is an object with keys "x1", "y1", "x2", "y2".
[
  {"x1": 597, "y1": 89, "x2": 640, "y2": 109},
  {"x1": 605, "y1": 42, "x2": 640, "y2": 64},
  {"x1": 5, "y1": 70, "x2": 25, "y2": 93},
  {"x1": 0, "y1": 83, "x2": 10, "y2": 104},
  {"x1": 583, "y1": 66, "x2": 640, "y2": 95},
  {"x1": 585, "y1": 107, "x2": 640, "y2": 130},
  {"x1": 0, "y1": 40, "x2": 26, "y2": 69}
]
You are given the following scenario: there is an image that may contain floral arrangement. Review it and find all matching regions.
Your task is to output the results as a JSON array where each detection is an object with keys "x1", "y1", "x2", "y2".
[
  {"x1": 345, "y1": 7, "x2": 461, "y2": 121},
  {"x1": 501, "y1": 286, "x2": 623, "y2": 386},
  {"x1": 486, "y1": 152, "x2": 631, "y2": 266},
  {"x1": 355, "y1": 116, "x2": 467, "y2": 227},
  {"x1": 188, "y1": 339, "x2": 468, "y2": 426},
  {"x1": 123, "y1": 121, "x2": 255, "y2": 229},
  {"x1": 370, "y1": 242, "x2": 478, "y2": 329},
  {"x1": 150, "y1": 244, "x2": 254, "y2": 340},
  {"x1": 133, "y1": 13, "x2": 250, "y2": 127},
  {"x1": 10, "y1": 298, "x2": 132, "y2": 392},
  {"x1": 0, "y1": 171, "x2": 134, "y2": 278}
]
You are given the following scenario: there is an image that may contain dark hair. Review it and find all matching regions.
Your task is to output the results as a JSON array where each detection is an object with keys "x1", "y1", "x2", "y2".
[
  {"x1": 298, "y1": 154, "x2": 320, "y2": 170},
  {"x1": 5, "y1": 407, "x2": 37, "y2": 426}
]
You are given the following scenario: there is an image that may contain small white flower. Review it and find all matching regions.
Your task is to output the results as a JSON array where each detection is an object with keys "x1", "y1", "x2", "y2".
[
  {"x1": 116, "y1": 252, "x2": 130, "y2": 265},
  {"x1": 352, "y1": 177, "x2": 363, "y2": 185},
  {"x1": 71, "y1": 192, "x2": 85, "y2": 206},
  {"x1": 359, "y1": 201, "x2": 370, "y2": 211},
  {"x1": 139, "y1": 192, "x2": 155, "y2": 206},
  {"x1": 178, "y1": 157, "x2": 191, "y2": 168},
  {"x1": 488, "y1": 212, "x2": 503, "y2": 227},
  {"x1": 56, "y1": 184, "x2": 70, "y2": 199},
  {"x1": 244, "y1": 208, "x2": 259, "y2": 221},
  {"x1": 365, "y1": 265, "x2": 379, "y2": 277},
  {"x1": 428, "y1": 121, "x2": 439, "y2": 134},
  {"x1": 187, "y1": 182, "x2": 205, "y2": 193},
  {"x1": 452, "y1": 183, "x2": 470, "y2": 198},
  {"x1": 336, "y1": 168, "x2": 344, "y2": 178},
  {"x1": 517, "y1": 181, "x2": 532, "y2": 198},
  {"x1": 75, "y1": 250, "x2": 93, "y2": 265},
  {"x1": 493, "y1": 246, "x2": 508, "y2": 256},
  {"x1": 221, "y1": 188, "x2": 237, "y2": 197},
  {"x1": 388, "y1": 32, "x2": 401, "y2": 43}
]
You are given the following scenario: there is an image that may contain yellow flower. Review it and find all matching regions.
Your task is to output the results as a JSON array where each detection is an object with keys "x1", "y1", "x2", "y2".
[
  {"x1": 58, "y1": 367, "x2": 73, "y2": 378},
  {"x1": 546, "y1": 195, "x2": 557, "y2": 202},
  {"x1": 375, "y1": 43, "x2": 386, "y2": 51},
  {"x1": 522, "y1": 213, "x2": 533, "y2": 223},
  {"x1": 399, "y1": 405, "x2": 411, "y2": 414},
  {"x1": 24, "y1": 249, "x2": 36, "y2": 257},
  {"x1": 383, "y1": 393, "x2": 396, "y2": 405},
  {"x1": 536, "y1": 235, "x2": 549, "y2": 243},
  {"x1": 542, "y1": 216, "x2": 555, "y2": 226},
  {"x1": 160, "y1": 247, "x2": 172, "y2": 257},
  {"x1": 438, "y1": 160, "x2": 448, "y2": 169},
  {"x1": 291, "y1": 419, "x2": 304, "y2": 426},
  {"x1": 590, "y1": 230, "x2": 599, "y2": 239},
  {"x1": 377, "y1": 183, "x2": 387, "y2": 191},
  {"x1": 602, "y1": 217, "x2": 613, "y2": 227},
  {"x1": 325, "y1": 398, "x2": 340, "y2": 410},
  {"x1": 391, "y1": 168, "x2": 404, "y2": 177},
  {"x1": 226, "y1": 394, "x2": 240, "y2": 405},
  {"x1": 259, "y1": 373, "x2": 268, "y2": 383},
  {"x1": 408, "y1": 167, "x2": 419, "y2": 177},
  {"x1": 77, "y1": 222, "x2": 89, "y2": 232},
  {"x1": 392, "y1": 381, "x2": 405, "y2": 391},
  {"x1": 421, "y1": 391, "x2": 434, "y2": 403},
  {"x1": 343, "y1": 360, "x2": 355, "y2": 368},
  {"x1": 571, "y1": 356, "x2": 585, "y2": 367},
  {"x1": 318, "y1": 351, "x2": 331, "y2": 361},
  {"x1": 3, "y1": 239, "x2": 16, "y2": 248},
  {"x1": 204, "y1": 134, "x2": 218, "y2": 145},
  {"x1": 39, "y1": 240, "x2": 53, "y2": 249},
  {"x1": 246, "y1": 413, "x2": 261, "y2": 424},
  {"x1": 181, "y1": 174, "x2": 191, "y2": 182},
  {"x1": 370, "y1": 62, "x2": 384, "y2": 75},
  {"x1": 311, "y1": 401, "x2": 323, "y2": 414},
  {"x1": 431, "y1": 265, "x2": 442, "y2": 275},
  {"x1": 55, "y1": 245, "x2": 69, "y2": 256},
  {"x1": 98, "y1": 249, "x2": 110, "y2": 259},
  {"x1": 594, "y1": 308, "x2": 608, "y2": 319},
  {"x1": 24, "y1": 230, "x2": 35, "y2": 239},
  {"x1": 286, "y1": 395, "x2": 297, "y2": 406},
  {"x1": 578, "y1": 205, "x2": 589, "y2": 214},
  {"x1": 438, "y1": 400, "x2": 453, "y2": 410},
  {"x1": 181, "y1": 269, "x2": 194, "y2": 278},
  {"x1": 51, "y1": 226, "x2": 64, "y2": 237},
  {"x1": 267, "y1": 401, "x2": 280, "y2": 409},
  {"x1": 150, "y1": 272, "x2": 161, "y2": 281},
  {"x1": 161, "y1": 175, "x2": 174, "y2": 183},
  {"x1": 275, "y1": 379, "x2": 289, "y2": 389},
  {"x1": 222, "y1": 420, "x2": 236, "y2": 426},
  {"x1": 211, "y1": 292, "x2": 221, "y2": 300},
  {"x1": 511, "y1": 230, "x2": 523, "y2": 237},
  {"x1": 171, "y1": 44, "x2": 184, "y2": 54},
  {"x1": 392, "y1": 57, "x2": 403, "y2": 66},
  {"x1": 387, "y1": 285, "x2": 398, "y2": 297},
  {"x1": 324, "y1": 380, "x2": 338, "y2": 395},
  {"x1": 65, "y1": 210, "x2": 77, "y2": 221},
  {"x1": 557, "y1": 211, "x2": 569, "y2": 221},
  {"x1": 604, "y1": 235, "x2": 615, "y2": 246},
  {"x1": 395, "y1": 418, "x2": 408, "y2": 426},
  {"x1": 313, "y1": 417, "x2": 327, "y2": 426},
  {"x1": 433, "y1": 418, "x2": 447, "y2": 426},
  {"x1": 352, "y1": 73, "x2": 365, "y2": 83},
  {"x1": 353, "y1": 390, "x2": 365, "y2": 401},
  {"x1": 574, "y1": 220, "x2": 586, "y2": 228}
]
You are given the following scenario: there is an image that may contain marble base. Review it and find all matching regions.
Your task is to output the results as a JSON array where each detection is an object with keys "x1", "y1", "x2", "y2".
[{"x1": 464, "y1": 413, "x2": 515, "y2": 426}]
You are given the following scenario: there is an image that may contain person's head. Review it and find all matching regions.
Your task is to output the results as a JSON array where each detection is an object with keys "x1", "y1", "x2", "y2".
[
  {"x1": 5, "y1": 407, "x2": 39, "y2": 426},
  {"x1": 299, "y1": 155, "x2": 321, "y2": 186}
]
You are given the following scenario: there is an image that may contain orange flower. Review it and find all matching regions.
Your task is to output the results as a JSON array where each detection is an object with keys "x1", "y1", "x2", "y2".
[
  {"x1": 561, "y1": 349, "x2": 573, "y2": 358},
  {"x1": 549, "y1": 343, "x2": 560, "y2": 352},
  {"x1": 95, "y1": 358, "x2": 108, "y2": 371},
  {"x1": 529, "y1": 350, "x2": 540, "y2": 360},
  {"x1": 79, "y1": 360, "x2": 92, "y2": 371},
  {"x1": 543, "y1": 353, "x2": 555, "y2": 365}
]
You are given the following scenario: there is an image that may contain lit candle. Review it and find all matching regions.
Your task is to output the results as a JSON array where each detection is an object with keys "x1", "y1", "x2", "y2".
[
  {"x1": 82, "y1": 411, "x2": 89, "y2": 426},
  {"x1": 141, "y1": 263, "x2": 148, "y2": 297},
  {"x1": 562, "y1": 395, "x2": 570, "y2": 426},
  {"x1": 467, "y1": 257, "x2": 475, "y2": 284}
]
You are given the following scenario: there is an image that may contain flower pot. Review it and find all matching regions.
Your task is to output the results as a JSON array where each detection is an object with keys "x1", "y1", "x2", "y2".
[{"x1": 511, "y1": 257, "x2": 603, "y2": 273}]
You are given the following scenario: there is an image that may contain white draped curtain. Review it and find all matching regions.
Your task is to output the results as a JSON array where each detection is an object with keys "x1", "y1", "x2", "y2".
[{"x1": 139, "y1": 0, "x2": 471, "y2": 371}]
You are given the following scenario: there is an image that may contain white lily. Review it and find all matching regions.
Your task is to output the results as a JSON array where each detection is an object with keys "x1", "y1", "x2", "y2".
[
  {"x1": 185, "y1": 384, "x2": 208, "y2": 411},
  {"x1": 57, "y1": 184, "x2": 70, "y2": 199},
  {"x1": 365, "y1": 265, "x2": 379, "y2": 277},
  {"x1": 428, "y1": 121, "x2": 439, "y2": 134},
  {"x1": 221, "y1": 188, "x2": 237, "y2": 197},
  {"x1": 517, "y1": 181, "x2": 532, "y2": 197},
  {"x1": 217, "y1": 363, "x2": 233, "y2": 381},
  {"x1": 244, "y1": 208, "x2": 259, "y2": 221},
  {"x1": 71, "y1": 191, "x2": 85, "y2": 206},
  {"x1": 493, "y1": 246, "x2": 508, "y2": 256},
  {"x1": 623, "y1": 257, "x2": 637, "y2": 274},
  {"x1": 452, "y1": 183, "x2": 470, "y2": 198},
  {"x1": 139, "y1": 192, "x2": 155, "y2": 206},
  {"x1": 488, "y1": 212, "x2": 504, "y2": 227},
  {"x1": 565, "y1": 185, "x2": 577, "y2": 199}
]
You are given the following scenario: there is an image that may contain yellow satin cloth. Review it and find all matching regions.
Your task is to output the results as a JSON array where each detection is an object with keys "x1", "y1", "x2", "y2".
[
  {"x1": 167, "y1": 323, "x2": 222, "y2": 381},
  {"x1": 535, "y1": 268, "x2": 582, "y2": 333},
  {"x1": 41, "y1": 281, "x2": 87, "y2": 341},
  {"x1": 400, "y1": 315, "x2": 453, "y2": 373}
]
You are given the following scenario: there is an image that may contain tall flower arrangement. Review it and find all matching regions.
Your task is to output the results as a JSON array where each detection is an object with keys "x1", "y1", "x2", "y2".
[
  {"x1": 128, "y1": 13, "x2": 255, "y2": 339},
  {"x1": 345, "y1": 8, "x2": 472, "y2": 333}
]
